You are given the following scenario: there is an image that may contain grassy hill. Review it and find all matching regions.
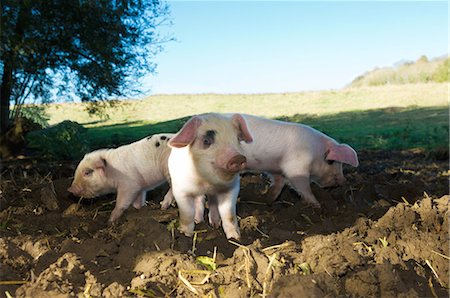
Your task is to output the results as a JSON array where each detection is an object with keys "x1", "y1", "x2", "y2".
[
  {"x1": 47, "y1": 83, "x2": 447, "y2": 126},
  {"x1": 39, "y1": 82, "x2": 449, "y2": 153},
  {"x1": 350, "y1": 56, "x2": 449, "y2": 87}
]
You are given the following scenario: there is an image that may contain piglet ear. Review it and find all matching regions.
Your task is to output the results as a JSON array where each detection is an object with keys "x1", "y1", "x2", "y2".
[
  {"x1": 92, "y1": 156, "x2": 107, "y2": 176},
  {"x1": 93, "y1": 157, "x2": 106, "y2": 169},
  {"x1": 232, "y1": 114, "x2": 253, "y2": 143},
  {"x1": 326, "y1": 143, "x2": 359, "y2": 167},
  {"x1": 169, "y1": 116, "x2": 202, "y2": 148}
]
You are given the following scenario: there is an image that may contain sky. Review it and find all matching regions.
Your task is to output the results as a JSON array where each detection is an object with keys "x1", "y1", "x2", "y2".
[{"x1": 143, "y1": 1, "x2": 448, "y2": 94}]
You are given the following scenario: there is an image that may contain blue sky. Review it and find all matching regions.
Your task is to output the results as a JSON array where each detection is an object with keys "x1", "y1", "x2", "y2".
[{"x1": 143, "y1": 1, "x2": 448, "y2": 94}]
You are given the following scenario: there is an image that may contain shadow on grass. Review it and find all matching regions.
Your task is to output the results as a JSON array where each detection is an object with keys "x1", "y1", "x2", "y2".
[
  {"x1": 86, "y1": 106, "x2": 449, "y2": 151},
  {"x1": 87, "y1": 116, "x2": 191, "y2": 149}
]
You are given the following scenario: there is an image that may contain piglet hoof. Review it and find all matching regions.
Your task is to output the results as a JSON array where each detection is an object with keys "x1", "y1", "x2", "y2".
[
  {"x1": 194, "y1": 216, "x2": 204, "y2": 224},
  {"x1": 208, "y1": 211, "x2": 221, "y2": 229},
  {"x1": 226, "y1": 232, "x2": 241, "y2": 241},
  {"x1": 302, "y1": 196, "x2": 321, "y2": 209},
  {"x1": 108, "y1": 209, "x2": 124, "y2": 224},
  {"x1": 310, "y1": 202, "x2": 321, "y2": 209},
  {"x1": 107, "y1": 218, "x2": 118, "y2": 227},
  {"x1": 160, "y1": 200, "x2": 171, "y2": 210},
  {"x1": 209, "y1": 217, "x2": 222, "y2": 229},
  {"x1": 178, "y1": 226, "x2": 194, "y2": 238},
  {"x1": 223, "y1": 227, "x2": 241, "y2": 240}
]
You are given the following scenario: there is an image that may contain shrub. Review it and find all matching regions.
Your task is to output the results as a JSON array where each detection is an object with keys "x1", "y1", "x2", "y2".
[
  {"x1": 18, "y1": 105, "x2": 50, "y2": 130},
  {"x1": 432, "y1": 58, "x2": 449, "y2": 82},
  {"x1": 26, "y1": 120, "x2": 90, "y2": 160},
  {"x1": 350, "y1": 55, "x2": 447, "y2": 87}
]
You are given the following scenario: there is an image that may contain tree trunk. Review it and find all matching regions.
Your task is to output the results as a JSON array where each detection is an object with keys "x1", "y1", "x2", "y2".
[
  {"x1": 1, "y1": 3, "x2": 28, "y2": 135},
  {"x1": 0, "y1": 54, "x2": 13, "y2": 135}
]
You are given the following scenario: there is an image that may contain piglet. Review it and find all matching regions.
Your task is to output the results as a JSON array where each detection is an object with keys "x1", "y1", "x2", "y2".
[
  {"x1": 237, "y1": 114, "x2": 359, "y2": 207},
  {"x1": 168, "y1": 113, "x2": 253, "y2": 239},
  {"x1": 68, "y1": 134, "x2": 174, "y2": 222}
]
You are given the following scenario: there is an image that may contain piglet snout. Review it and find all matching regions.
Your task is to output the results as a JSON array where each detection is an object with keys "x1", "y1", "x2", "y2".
[
  {"x1": 68, "y1": 184, "x2": 82, "y2": 196},
  {"x1": 226, "y1": 154, "x2": 247, "y2": 172}
]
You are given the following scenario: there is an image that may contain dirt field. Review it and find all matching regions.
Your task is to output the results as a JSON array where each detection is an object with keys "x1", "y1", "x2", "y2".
[{"x1": 1, "y1": 149, "x2": 449, "y2": 297}]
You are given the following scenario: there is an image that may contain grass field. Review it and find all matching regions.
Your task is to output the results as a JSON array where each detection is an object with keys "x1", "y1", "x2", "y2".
[{"x1": 45, "y1": 82, "x2": 448, "y2": 151}]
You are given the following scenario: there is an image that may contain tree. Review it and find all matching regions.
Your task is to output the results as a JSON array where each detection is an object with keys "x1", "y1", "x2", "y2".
[{"x1": 1, "y1": 0, "x2": 171, "y2": 134}]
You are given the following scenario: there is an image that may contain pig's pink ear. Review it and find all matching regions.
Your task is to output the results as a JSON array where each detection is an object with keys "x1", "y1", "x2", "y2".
[
  {"x1": 93, "y1": 157, "x2": 107, "y2": 175},
  {"x1": 169, "y1": 116, "x2": 202, "y2": 148},
  {"x1": 232, "y1": 114, "x2": 253, "y2": 143},
  {"x1": 326, "y1": 143, "x2": 359, "y2": 167}
]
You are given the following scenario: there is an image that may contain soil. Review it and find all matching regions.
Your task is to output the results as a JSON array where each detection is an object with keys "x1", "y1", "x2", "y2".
[{"x1": 0, "y1": 149, "x2": 449, "y2": 297}]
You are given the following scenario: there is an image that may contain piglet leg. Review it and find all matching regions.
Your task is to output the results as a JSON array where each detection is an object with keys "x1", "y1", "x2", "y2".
[
  {"x1": 216, "y1": 187, "x2": 240, "y2": 240},
  {"x1": 207, "y1": 195, "x2": 221, "y2": 229},
  {"x1": 160, "y1": 188, "x2": 175, "y2": 210},
  {"x1": 174, "y1": 194, "x2": 196, "y2": 237},
  {"x1": 286, "y1": 174, "x2": 321, "y2": 208},
  {"x1": 266, "y1": 174, "x2": 285, "y2": 202},
  {"x1": 132, "y1": 190, "x2": 146, "y2": 209},
  {"x1": 194, "y1": 195, "x2": 206, "y2": 223},
  {"x1": 109, "y1": 189, "x2": 140, "y2": 223}
]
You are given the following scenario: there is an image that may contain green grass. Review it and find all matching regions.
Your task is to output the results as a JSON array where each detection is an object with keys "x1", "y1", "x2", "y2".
[
  {"x1": 85, "y1": 105, "x2": 448, "y2": 152},
  {"x1": 43, "y1": 83, "x2": 448, "y2": 152},
  {"x1": 46, "y1": 83, "x2": 447, "y2": 126},
  {"x1": 277, "y1": 106, "x2": 448, "y2": 150}
]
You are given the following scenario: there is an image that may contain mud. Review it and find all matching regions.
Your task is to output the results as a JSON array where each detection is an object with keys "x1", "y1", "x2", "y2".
[{"x1": 0, "y1": 149, "x2": 449, "y2": 297}]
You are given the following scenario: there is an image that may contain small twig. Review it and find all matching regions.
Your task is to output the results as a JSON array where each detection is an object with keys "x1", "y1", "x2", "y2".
[
  {"x1": 428, "y1": 277, "x2": 439, "y2": 298},
  {"x1": 228, "y1": 240, "x2": 246, "y2": 249},
  {"x1": 262, "y1": 242, "x2": 293, "y2": 253},
  {"x1": 93, "y1": 208, "x2": 99, "y2": 220},
  {"x1": 178, "y1": 270, "x2": 198, "y2": 295},
  {"x1": 262, "y1": 253, "x2": 278, "y2": 298},
  {"x1": 171, "y1": 228, "x2": 175, "y2": 250},
  {"x1": 401, "y1": 196, "x2": 410, "y2": 205},
  {"x1": 191, "y1": 230, "x2": 207, "y2": 255},
  {"x1": 30, "y1": 270, "x2": 36, "y2": 283},
  {"x1": 426, "y1": 259, "x2": 444, "y2": 288},
  {"x1": 166, "y1": 280, "x2": 180, "y2": 297},
  {"x1": 348, "y1": 186, "x2": 355, "y2": 203},
  {"x1": 192, "y1": 231, "x2": 198, "y2": 255},
  {"x1": 431, "y1": 250, "x2": 450, "y2": 260},
  {"x1": 324, "y1": 268, "x2": 333, "y2": 277},
  {"x1": 239, "y1": 201, "x2": 267, "y2": 205},
  {"x1": 0, "y1": 280, "x2": 28, "y2": 285},
  {"x1": 274, "y1": 200, "x2": 294, "y2": 206},
  {"x1": 243, "y1": 249, "x2": 251, "y2": 289},
  {"x1": 229, "y1": 240, "x2": 252, "y2": 289},
  {"x1": 154, "y1": 242, "x2": 160, "y2": 251},
  {"x1": 255, "y1": 226, "x2": 270, "y2": 238},
  {"x1": 39, "y1": 172, "x2": 52, "y2": 184},
  {"x1": 100, "y1": 200, "x2": 116, "y2": 207}
]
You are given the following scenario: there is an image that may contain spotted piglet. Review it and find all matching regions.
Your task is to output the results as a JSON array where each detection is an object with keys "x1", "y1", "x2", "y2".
[
  {"x1": 168, "y1": 113, "x2": 253, "y2": 239},
  {"x1": 68, "y1": 134, "x2": 174, "y2": 222}
]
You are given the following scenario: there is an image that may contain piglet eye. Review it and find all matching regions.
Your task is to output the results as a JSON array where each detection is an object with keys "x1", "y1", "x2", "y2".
[
  {"x1": 203, "y1": 137, "x2": 212, "y2": 148},
  {"x1": 84, "y1": 169, "x2": 94, "y2": 176},
  {"x1": 326, "y1": 160, "x2": 335, "y2": 165},
  {"x1": 202, "y1": 130, "x2": 216, "y2": 149}
]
